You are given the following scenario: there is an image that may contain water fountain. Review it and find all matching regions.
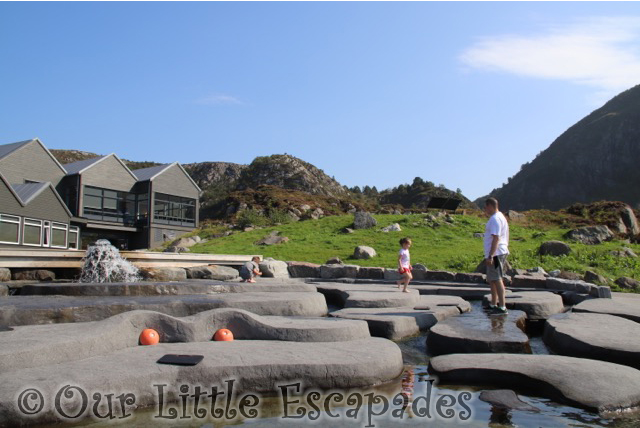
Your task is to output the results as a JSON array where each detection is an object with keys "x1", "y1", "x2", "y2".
[{"x1": 78, "y1": 239, "x2": 141, "y2": 283}]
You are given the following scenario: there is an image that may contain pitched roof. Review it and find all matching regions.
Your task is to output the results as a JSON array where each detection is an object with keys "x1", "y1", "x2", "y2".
[
  {"x1": 0, "y1": 140, "x2": 32, "y2": 160},
  {"x1": 11, "y1": 182, "x2": 50, "y2": 205},
  {"x1": 63, "y1": 156, "x2": 106, "y2": 175},
  {"x1": 132, "y1": 162, "x2": 201, "y2": 192},
  {"x1": 0, "y1": 138, "x2": 67, "y2": 174},
  {"x1": 62, "y1": 153, "x2": 138, "y2": 180},
  {"x1": 132, "y1": 164, "x2": 172, "y2": 181}
]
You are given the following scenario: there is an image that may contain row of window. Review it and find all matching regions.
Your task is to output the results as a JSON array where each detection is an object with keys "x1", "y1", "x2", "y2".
[
  {"x1": 0, "y1": 214, "x2": 79, "y2": 249},
  {"x1": 81, "y1": 186, "x2": 195, "y2": 227}
]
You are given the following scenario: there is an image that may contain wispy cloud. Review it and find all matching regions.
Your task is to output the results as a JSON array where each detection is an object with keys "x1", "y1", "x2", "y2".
[
  {"x1": 460, "y1": 17, "x2": 640, "y2": 102},
  {"x1": 195, "y1": 94, "x2": 244, "y2": 106}
]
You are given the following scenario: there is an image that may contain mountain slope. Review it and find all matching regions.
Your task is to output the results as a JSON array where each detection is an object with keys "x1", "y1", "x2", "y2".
[{"x1": 484, "y1": 84, "x2": 640, "y2": 210}]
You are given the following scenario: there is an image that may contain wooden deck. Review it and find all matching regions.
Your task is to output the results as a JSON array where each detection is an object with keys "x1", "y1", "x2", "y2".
[{"x1": 0, "y1": 249, "x2": 259, "y2": 269}]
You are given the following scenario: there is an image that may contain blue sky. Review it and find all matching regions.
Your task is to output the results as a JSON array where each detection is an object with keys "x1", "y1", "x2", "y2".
[{"x1": 2, "y1": 2, "x2": 639, "y2": 200}]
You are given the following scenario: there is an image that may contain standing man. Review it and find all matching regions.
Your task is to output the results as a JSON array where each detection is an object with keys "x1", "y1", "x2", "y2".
[{"x1": 484, "y1": 197, "x2": 510, "y2": 314}]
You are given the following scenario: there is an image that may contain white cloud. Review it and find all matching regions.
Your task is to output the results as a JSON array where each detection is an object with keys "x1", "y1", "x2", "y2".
[
  {"x1": 196, "y1": 94, "x2": 244, "y2": 106},
  {"x1": 460, "y1": 17, "x2": 640, "y2": 101}
]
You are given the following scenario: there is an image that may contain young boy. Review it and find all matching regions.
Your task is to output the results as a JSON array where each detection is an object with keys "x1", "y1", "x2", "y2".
[
  {"x1": 397, "y1": 237, "x2": 413, "y2": 293},
  {"x1": 240, "y1": 256, "x2": 262, "y2": 283}
]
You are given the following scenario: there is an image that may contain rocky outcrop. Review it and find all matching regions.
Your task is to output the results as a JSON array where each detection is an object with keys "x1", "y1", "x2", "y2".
[
  {"x1": 539, "y1": 241, "x2": 572, "y2": 256},
  {"x1": 353, "y1": 212, "x2": 377, "y2": 229},
  {"x1": 565, "y1": 226, "x2": 614, "y2": 245},
  {"x1": 186, "y1": 265, "x2": 239, "y2": 281}
]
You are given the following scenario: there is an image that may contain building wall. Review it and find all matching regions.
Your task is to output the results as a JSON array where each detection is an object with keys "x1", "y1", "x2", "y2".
[
  {"x1": 152, "y1": 164, "x2": 200, "y2": 199},
  {"x1": 149, "y1": 225, "x2": 194, "y2": 249},
  {"x1": 0, "y1": 182, "x2": 70, "y2": 223},
  {"x1": 80, "y1": 156, "x2": 137, "y2": 192},
  {"x1": 0, "y1": 142, "x2": 66, "y2": 186}
]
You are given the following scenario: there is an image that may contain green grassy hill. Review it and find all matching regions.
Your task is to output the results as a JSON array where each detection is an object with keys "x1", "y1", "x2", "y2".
[{"x1": 185, "y1": 213, "x2": 640, "y2": 292}]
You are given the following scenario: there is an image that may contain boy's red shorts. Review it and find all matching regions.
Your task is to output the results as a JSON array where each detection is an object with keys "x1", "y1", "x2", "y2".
[{"x1": 398, "y1": 267, "x2": 412, "y2": 274}]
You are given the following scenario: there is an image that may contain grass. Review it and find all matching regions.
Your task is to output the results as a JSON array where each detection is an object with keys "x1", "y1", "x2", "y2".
[{"x1": 188, "y1": 213, "x2": 640, "y2": 292}]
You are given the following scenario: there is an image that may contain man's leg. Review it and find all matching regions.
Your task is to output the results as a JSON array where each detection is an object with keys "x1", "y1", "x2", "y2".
[
  {"x1": 490, "y1": 283, "x2": 498, "y2": 306},
  {"x1": 496, "y1": 278, "x2": 506, "y2": 308}
]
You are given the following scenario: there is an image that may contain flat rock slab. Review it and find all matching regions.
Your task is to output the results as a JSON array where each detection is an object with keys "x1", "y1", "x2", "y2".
[
  {"x1": 429, "y1": 353, "x2": 640, "y2": 413},
  {"x1": 0, "y1": 308, "x2": 371, "y2": 372},
  {"x1": 574, "y1": 294, "x2": 640, "y2": 323},
  {"x1": 544, "y1": 312, "x2": 640, "y2": 369},
  {"x1": 19, "y1": 280, "x2": 316, "y2": 296},
  {"x1": 483, "y1": 291, "x2": 564, "y2": 320},
  {"x1": 0, "y1": 338, "x2": 403, "y2": 427},
  {"x1": 313, "y1": 282, "x2": 421, "y2": 308},
  {"x1": 0, "y1": 292, "x2": 328, "y2": 326},
  {"x1": 330, "y1": 296, "x2": 471, "y2": 340},
  {"x1": 427, "y1": 310, "x2": 530, "y2": 356},
  {"x1": 414, "y1": 284, "x2": 510, "y2": 300}
]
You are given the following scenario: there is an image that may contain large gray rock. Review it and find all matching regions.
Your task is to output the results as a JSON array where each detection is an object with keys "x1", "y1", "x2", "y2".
[
  {"x1": 383, "y1": 268, "x2": 402, "y2": 281},
  {"x1": 615, "y1": 276, "x2": 640, "y2": 290},
  {"x1": 610, "y1": 248, "x2": 638, "y2": 258},
  {"x1": 331, "y1": 295, "x2": 470, "y2": 340},
  {"x1": 539, "y1": 240, "x2": 572, "y2": 256},
  {"x1": 356, "y1": 266, "x2": 385, "y2": 280},
  {"x1": 574, "y1": 294, "x2": 640, "y2": 323},
  {"x1": 353, "y1": 212, "x2": 377, "y2": 229},
  {"x1": 427, "y1": 310, "x2": 530, "y2": 356},
  {"x1": 255, "y1": 231, "x2": 289, "y2": 246},
  {"x1": 320, "y1": 264, "x2": 359, "y2": 279},
  {"x1": 0, "y1": 285, "x2": 7, "y2": 297},
  {"x1": 454, "y1": 273, "x2": 486, "y2": 283},
  {"x1": 565, "y1": 225, "x2": 614, "y2": 245},
  {"x1": 483, "y1": 291, "x2": 564, "y2": 320},
  {"x1": 621, "y1": 205, "x2": 640, "y2": 235},
  {"x1": 544, "y1": 312, "x2": 640, "y2": 369},
  {"x1": 259, "y1": 258, "x2": 290, "y2": 278},
  {"x1": 314, "y1": 282, "x2": 420, "y2": 309},
  {"x1": 428, "y1": 353, "x2": 640, "y2": 413},
  {"x1": 353, "y1": 245, "x2": 377, "y2": 259},
  {"x1": 169, "y1": 235, "x2": 201, "y2": 249},
  {"x1": 0, "y1": 291, "x2": 329, "y2": 326},
  {"x1": 11, "y1": 269, "x2": 55, "y2": 281},
  {"x1": 0, "y1": 268, "x2": 10, "y2": 282},
  {"x1": 381, "y1": 223, "x2": 402, "y2": 232},
  {"x1": 424, "y1": 270, "x2": 456, "y2": 281},
  {"x1": 139, "y1": 267, "x2": 187, "y2": 282},
  {"x1": 186, "y1": 265, "x2": 239, "y2": 281},
  {"x1": 511, "y1": 275, "x2": 547, "y2": 289},
  {"x1": 415, "y1": 284, "x2": 505, "y2": 300},
  {"x1": 287, "y1": 261, "x2": 321, "y2": 278},
  {"x1": 545, "y1": 277, "x2": 597, "y2": 295}
]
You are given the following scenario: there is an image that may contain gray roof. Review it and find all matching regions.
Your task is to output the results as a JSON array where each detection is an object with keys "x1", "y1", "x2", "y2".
[
  {"x1": 63, "y1": 156, "x2": 106, "y2": 175},
  {"x1": 0, "y1": 139, "x2": 33, "y2": 160},
  {"x1": 11, "y1": 182, "x2": 50, "y2": 205},
  {"x1": 132, "y1": 164, "x2": 172, "y2": 181}
]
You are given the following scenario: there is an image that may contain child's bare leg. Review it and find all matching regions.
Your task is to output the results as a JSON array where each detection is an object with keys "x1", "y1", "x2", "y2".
[{"x1": 402, "y1": 272, "x2": 412, "y2": 292}]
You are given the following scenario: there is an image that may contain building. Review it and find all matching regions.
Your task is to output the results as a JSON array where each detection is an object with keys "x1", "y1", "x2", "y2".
[{"x1": 0, "y1": 138, "x2": 201, "y2": 250}]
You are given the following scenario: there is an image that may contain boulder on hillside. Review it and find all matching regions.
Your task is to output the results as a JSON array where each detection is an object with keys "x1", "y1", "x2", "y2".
[
  {"x1": 140, "y1": 267, "x2": 187, "y2": 282},
  {"x1": 353, "y1": 246, "x2": 377, "y2": 260},
  {"x1": 621, "y1": 205, "x2": 640, "y2": 235},
  {"x1": 565, "y1": 226, "x2": 614, "y2": 245},
  {"x1": 609, "y1": 248, "x2": 638, "y2": 258},
  {"x1": 186, "y1": 265, "x2": 239, "y2": 281},
  {"x1": 164, "y1": 246, "x2": 190, "y2": 253},
  {"x1": 308, "y1": 208, "x2": 324, "y2": 220},
  {"x1": 169, "y1": 235, "x2": 201, "y2": 249},
  {"x1": 558, "y1": 271, "x2": 582, "y2": 281},
  {"x1": 381, "y1": 223, "x2": 402, "y2": 232},
  {"x1": 584, "y1": 270, "x2": 608, "y2": 285},
  {"x1": 614, "y1": 277, "x2": 640, "y2": 290},
  {"x1": 287, "y1": 261, "x2": 321, "y2": 278},
  {"x1": 326, "y1": 257, "x2": 343, "y2": 265},
  {"x1": 353, "y1": 212, "x2": 377, "y2": 230},
  {"x1": 259, "y1": 258, "x2": 290, "y2": 278},
  {"x1": 255, "y1": 231, "x2": 289, "y2": 246},
  {"x1": 506, "y1": 210, "x2": 526, "y2": 222},
  {"x1": 539, "y1": 241, "x2": 572, "y2": 256}
]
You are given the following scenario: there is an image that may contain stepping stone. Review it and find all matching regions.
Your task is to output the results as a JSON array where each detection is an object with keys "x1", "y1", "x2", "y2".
[
  {"x1": 429, "y1": 353, "x2": 640, "y2": 413},
  {"x1": 574, "y1": 294, "x2": 640, "y2": 323},
  {"x1": 0, "y1": 292, "x2": 328, "y2": 326},
  {"x1": 0, "y1": 308, "x2": 372, "y2": 372},
  {"x1": 0, "y1": 338, "x2": 403, "y2": 427},
  {"x1": 427, "y1": 310, "x2": 530, "y2": 356},
  {"x1": 19, "y1": 280, "x2": 317, "y2": 296},
  {"x1": 544, "y1": 312, "x2": 640, "y2": 369},
  {"x1": 479, "y1": 390, "x2": 540, "y2": 412},
  {"x1": 313, "y1": 282, "x2": 420, "y2": 308},
  {"x1": 330, "y1": 296, "x2": 470, "y2": 340},
  {"x1": 483, "y1": 291, "x2": 564, "y2": 320},
  {"x1": 414, "y1": 284, "x2": 501, "y2": 300}
]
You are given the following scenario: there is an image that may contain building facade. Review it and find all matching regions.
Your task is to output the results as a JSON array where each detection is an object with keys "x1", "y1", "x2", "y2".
[{"x1": 0, "y1": 139, "x2": 201, "y2": 250}]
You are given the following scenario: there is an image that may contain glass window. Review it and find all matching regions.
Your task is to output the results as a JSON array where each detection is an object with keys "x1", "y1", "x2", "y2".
[
  {"x1": 84, "y1": 186, "x2": 102, "y2": 196},
  {"x1": 68, "y1": 226, "x2": 79, "y2": 250},
  {"x1": 0, "y1": 215, "x2": 20, "y2": 244},
  {"x1": 84, "y1": 195, "x2": 102, "y2": 209},
  {"x1": 23, "y1": 219, "x2": 42, "y2": 246},
  {"x1": 51, "y1": 223, "x2": 67, "y2": 248},
  {"x1": 153, "y1": 193, "x2": 196, "y2": 226}
]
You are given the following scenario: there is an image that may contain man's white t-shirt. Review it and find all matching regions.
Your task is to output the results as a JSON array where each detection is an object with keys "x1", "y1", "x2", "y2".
[
  {"x1": 399, "y1": 248, "x2": 411, "y2": 268},
  {"x1": 484, "y1": 211, "x2": 509, "y2": 258}
]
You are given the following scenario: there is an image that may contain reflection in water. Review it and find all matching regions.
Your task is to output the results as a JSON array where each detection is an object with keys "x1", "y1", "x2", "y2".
[
  {"x1": 490, "y1": 314, "x2": 506, "y2": 333},
  {"x1": 489, "y1": 407, "x2": 514, "y2": 427}
]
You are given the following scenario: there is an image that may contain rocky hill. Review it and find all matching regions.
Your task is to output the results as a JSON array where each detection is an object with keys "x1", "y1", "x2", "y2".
[
  {"x1": 51, "y1": 149, "x2": 161, "y2": 170},
  {"x1": 481, "y1": 84, "x2": 640, "y2": 211}
]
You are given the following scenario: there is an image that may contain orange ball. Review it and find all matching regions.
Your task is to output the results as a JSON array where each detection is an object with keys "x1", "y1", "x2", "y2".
[
  {"x1": 140, "y1": 328, "x2": 160, "y2": 346},
  {"x1": 213, "y1": 328, "x2": 234, "y2": 342}
]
